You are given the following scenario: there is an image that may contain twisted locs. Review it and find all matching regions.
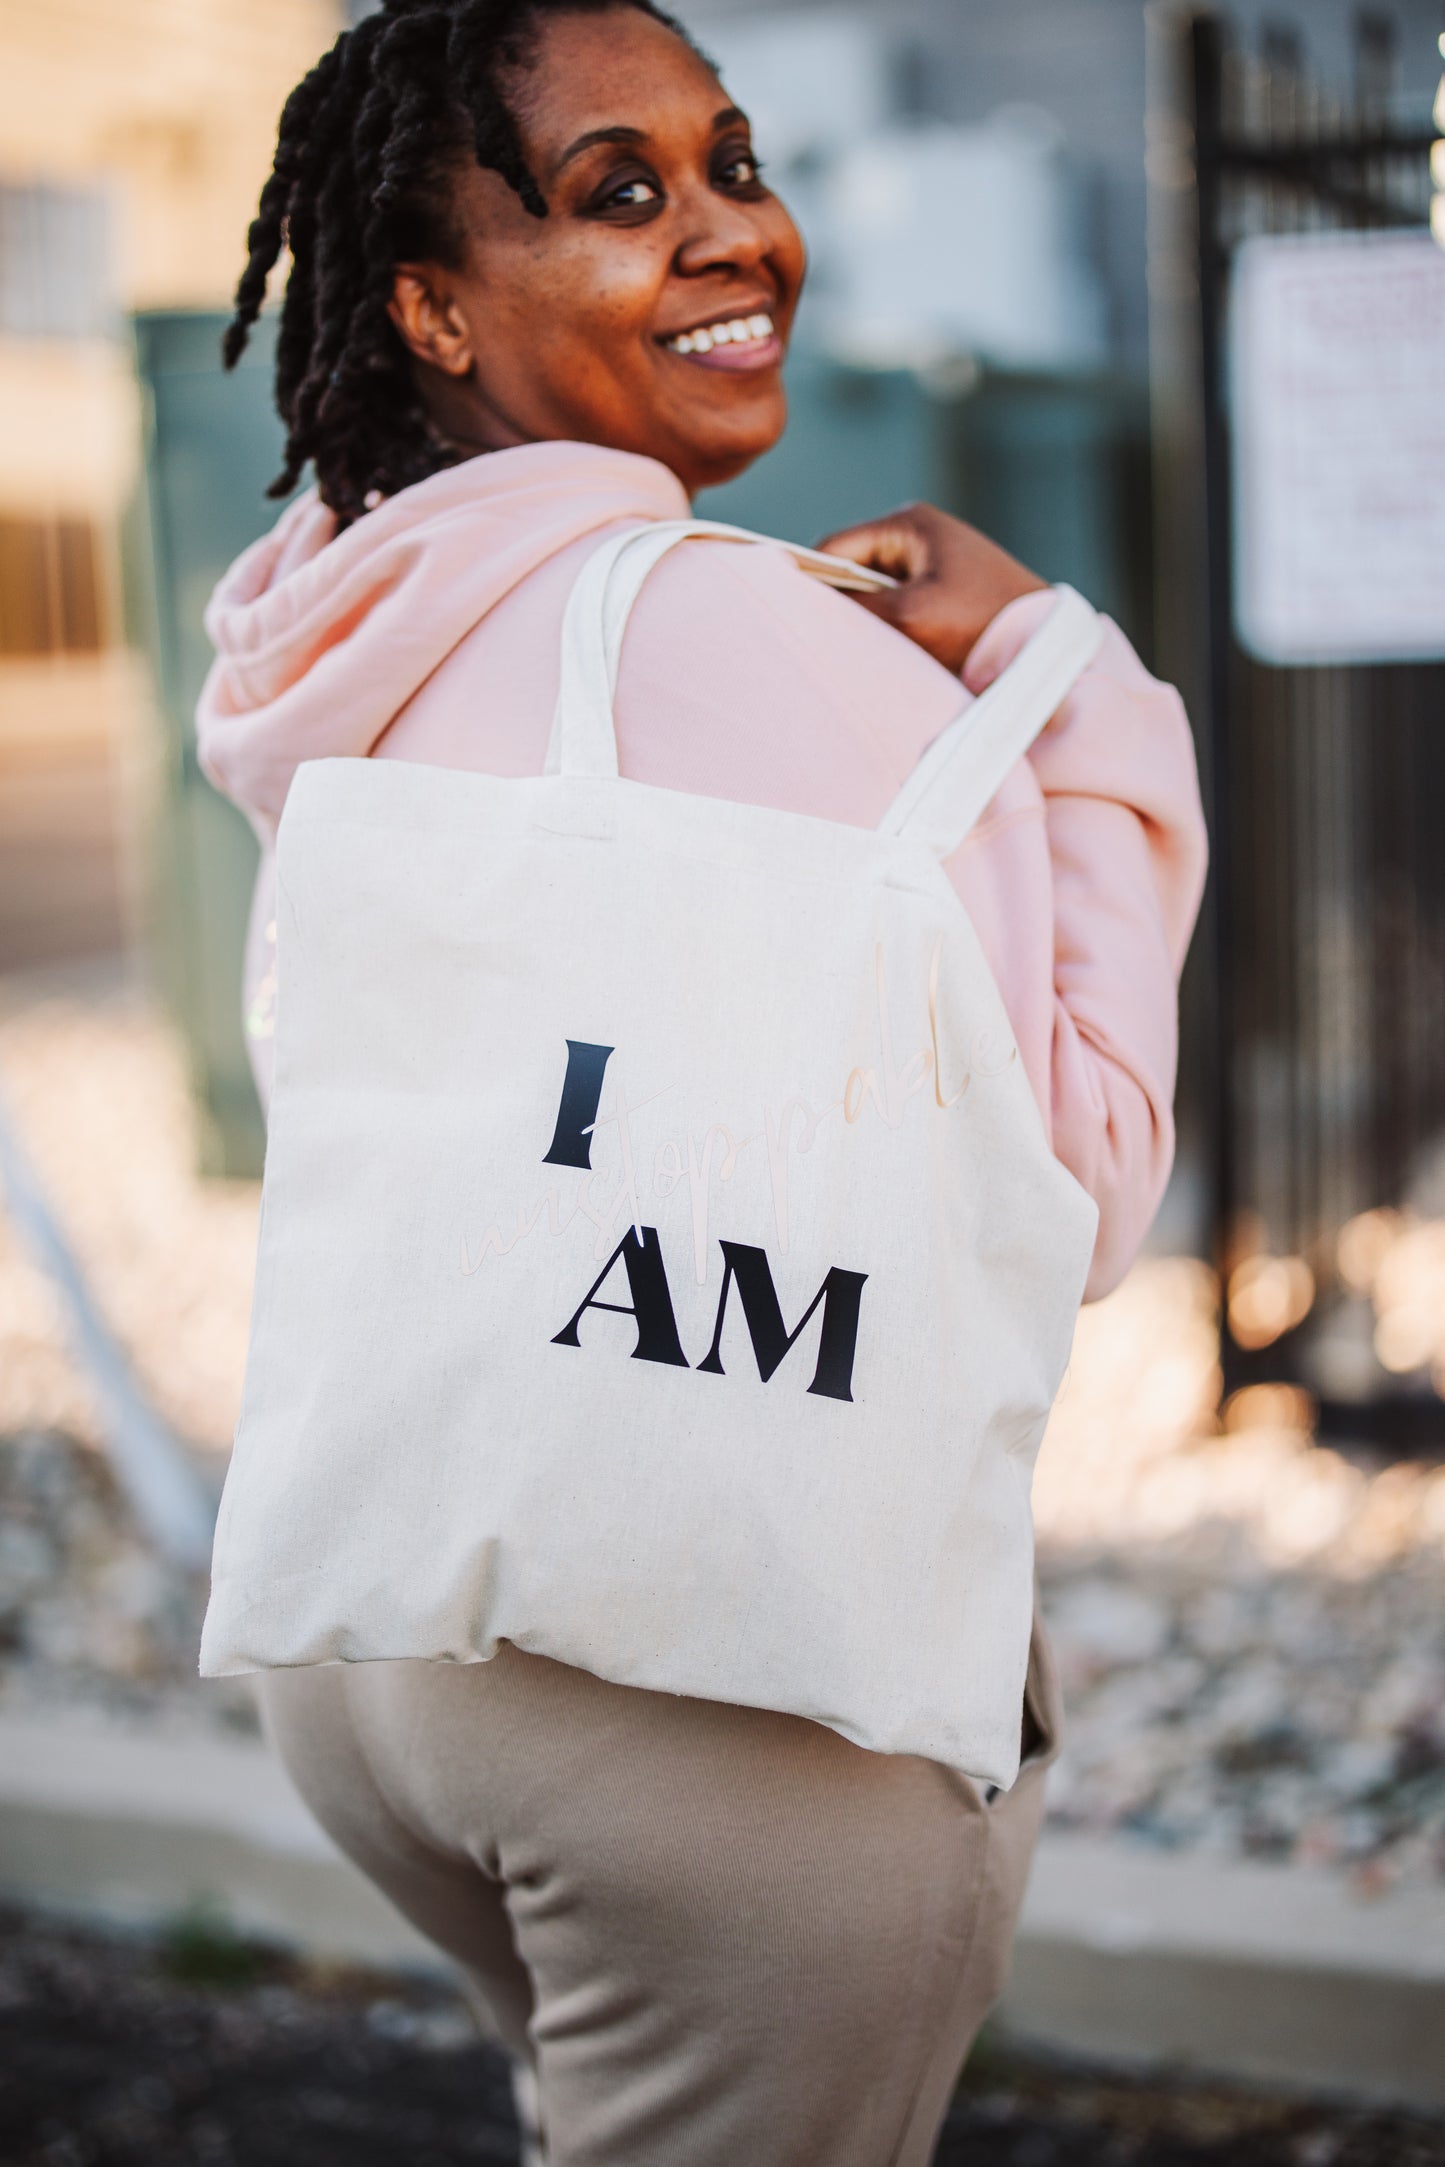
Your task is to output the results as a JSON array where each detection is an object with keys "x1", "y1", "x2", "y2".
[{"x1": 225, "y1": 0, "x2": 691, "y2": 527}]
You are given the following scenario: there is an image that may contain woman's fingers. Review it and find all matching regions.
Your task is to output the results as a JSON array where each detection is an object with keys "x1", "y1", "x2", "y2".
[
  {"x1": 816, "y1": 507, "x2": 936, "y2": 584},
  {"x1": 816, "y1": 503, "x2": 1048, "y2": 676},
  {"x1": 816, "y1": 509, "x2": 953, "y2": 657}
]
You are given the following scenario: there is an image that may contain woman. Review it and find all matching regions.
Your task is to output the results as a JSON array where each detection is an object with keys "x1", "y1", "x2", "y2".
[{"x1": 199, "y1": 2, "x2": 1207, "y2": 2161}]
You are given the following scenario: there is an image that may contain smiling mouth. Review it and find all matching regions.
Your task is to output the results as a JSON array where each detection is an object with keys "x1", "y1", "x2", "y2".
[{"x1": 658, "y1": 311, "x2": 782, "y2": 371}]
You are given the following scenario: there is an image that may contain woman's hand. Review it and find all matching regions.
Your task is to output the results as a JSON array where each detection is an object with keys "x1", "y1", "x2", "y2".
[{"x1": 816, "y1": 503, "x2": 1049, "y2": 677}]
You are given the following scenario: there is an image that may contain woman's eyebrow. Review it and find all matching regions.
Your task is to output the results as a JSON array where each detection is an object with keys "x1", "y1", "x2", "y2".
[
  {"x1": 554, "y1": 124, "x2": 646, "y2": 171},
  {"x1": 553, "y1": 107, "x2": 750, "y2": 173}
]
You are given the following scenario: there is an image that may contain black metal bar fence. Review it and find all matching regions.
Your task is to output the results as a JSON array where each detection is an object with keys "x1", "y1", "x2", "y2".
[{"x1": 1162, "y1": 8, "x2": 1445, "y2": 1444}]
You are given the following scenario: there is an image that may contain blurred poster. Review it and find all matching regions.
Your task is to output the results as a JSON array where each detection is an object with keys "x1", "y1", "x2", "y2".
[{"x1": 1230, "y1": 230, "x2": 1445, "y2": 666}]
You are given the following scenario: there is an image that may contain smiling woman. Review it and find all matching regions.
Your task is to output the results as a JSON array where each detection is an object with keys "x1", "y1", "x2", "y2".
[
  {"x1": 225, "y1": 0, "x2": 804, "y2": 515},
  {"x1": 201, "y1": 5, "x2": 1209, "y2": 2164}
]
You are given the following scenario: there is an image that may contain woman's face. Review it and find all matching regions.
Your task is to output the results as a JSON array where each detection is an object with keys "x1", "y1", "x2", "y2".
[{"x1": 388, "y1": 7, "x2": 806, "y2": 495}]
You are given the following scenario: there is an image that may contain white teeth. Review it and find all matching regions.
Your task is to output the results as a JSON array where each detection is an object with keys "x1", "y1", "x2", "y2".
[{"x1": 666, "y1": 311, "x2": 775, "y2": 354}]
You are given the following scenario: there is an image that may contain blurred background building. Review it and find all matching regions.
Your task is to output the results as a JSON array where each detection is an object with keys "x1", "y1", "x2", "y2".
[
  {"x1": 0, "y1": 0, "x2": 335, "y2": 973},
  {"x1": 679, "y1": 0, "x2": 1445, "y2": 368}
]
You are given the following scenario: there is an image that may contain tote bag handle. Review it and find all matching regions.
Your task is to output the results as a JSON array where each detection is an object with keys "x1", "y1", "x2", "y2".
[
  {"x1": 545, "y1": 518, "x2": 1104, "y2": 858},
  {"x1": 874, "y1": 585, "x2": 1104, "y2": 856},
  {"x1": 545, "y1": 518, "x2": 894, "y2": 781}
]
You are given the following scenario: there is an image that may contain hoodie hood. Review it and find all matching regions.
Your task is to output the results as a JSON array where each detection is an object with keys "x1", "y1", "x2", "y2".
[{"x1": 197, "y1": 440, "x2": 690, "y2": 830}]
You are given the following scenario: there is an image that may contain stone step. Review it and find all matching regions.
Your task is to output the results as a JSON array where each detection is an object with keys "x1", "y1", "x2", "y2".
[{"x1": 1, "y1": 1710, "x2": 1441, "y2": 2111}]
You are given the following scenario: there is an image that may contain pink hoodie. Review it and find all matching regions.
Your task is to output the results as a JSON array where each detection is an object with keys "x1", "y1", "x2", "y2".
[{"x1": 199, "y1": 440, "x2": 1207, "y2": 1300}]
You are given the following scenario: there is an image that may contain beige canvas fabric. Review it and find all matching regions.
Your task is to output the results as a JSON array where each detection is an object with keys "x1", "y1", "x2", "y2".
[
  {"x1": 204, "y1": 519, "x2": 1101, "y2": 1786},
  {"x1": 260, "y1": 1619, "x2": 1061, "y2": 2167}
]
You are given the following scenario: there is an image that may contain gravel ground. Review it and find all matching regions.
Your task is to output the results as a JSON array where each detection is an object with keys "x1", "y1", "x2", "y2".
[
  {"x1": 0, "y1": 976, "x2": 258, "y2": 1459},
  {"x1": 1033, "y1": 1264, "x2": 1445, "y2": 1889},
  {"x1": 3, "y1": 1908, "x2": 1443, "y2": 2167},
  {"x1": 1, "y1": 976, "x2": 1443, "y2": 1884},
  {"x1": 0, "y1": 1429, "x2": 253, "y2": 1737}
]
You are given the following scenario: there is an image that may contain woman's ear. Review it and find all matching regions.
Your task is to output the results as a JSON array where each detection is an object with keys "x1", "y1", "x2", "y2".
[{"x1": 388, "y1": 266, "x2": 475, "y2": 378}]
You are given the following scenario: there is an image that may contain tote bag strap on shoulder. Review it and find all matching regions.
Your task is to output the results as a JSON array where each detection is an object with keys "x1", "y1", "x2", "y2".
[
  {"x1": 544, "y1": 517, "x2": 894, "y2": 780},
  {"x1": 874, "y1": 584, "x2": 1104, "y2": 857},
  {"x1": 544, "y1": 518, "x2": 1105, "y2": 856}
]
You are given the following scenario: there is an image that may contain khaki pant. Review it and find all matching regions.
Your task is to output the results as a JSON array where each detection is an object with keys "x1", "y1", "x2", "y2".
[{"x1": 260, "y1": 1627, "x2": 1059, "y2": 2167}]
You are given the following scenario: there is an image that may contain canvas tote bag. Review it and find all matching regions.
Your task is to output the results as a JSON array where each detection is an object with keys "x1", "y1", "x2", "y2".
[{"x1": 201, "y1": 516, "x2": 1103, "y2": 1789}]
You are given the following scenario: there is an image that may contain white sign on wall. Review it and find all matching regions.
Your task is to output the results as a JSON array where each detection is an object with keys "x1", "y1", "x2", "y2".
[{"x1": 1230, "y1": 230, "x2": 1445, "y2": 667}]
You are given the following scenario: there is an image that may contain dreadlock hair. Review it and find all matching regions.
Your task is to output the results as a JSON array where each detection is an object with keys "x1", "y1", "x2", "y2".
[{"x1": 225, "y1": 0, "x2": 695, "y2": 528}]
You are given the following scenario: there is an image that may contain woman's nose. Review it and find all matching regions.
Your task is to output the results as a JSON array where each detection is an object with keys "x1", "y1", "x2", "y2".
[{"x1": 672, "y1": 190, "x2": 771, "y2": 278}]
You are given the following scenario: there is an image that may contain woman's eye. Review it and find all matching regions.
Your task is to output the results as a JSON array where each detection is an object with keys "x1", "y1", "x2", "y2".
[
  {"x1": 717, "y1": 149, "x2": 765, "y2": 189},
  {"x1": 598, "y1": 174, "x2": 662, "y2": 211}
]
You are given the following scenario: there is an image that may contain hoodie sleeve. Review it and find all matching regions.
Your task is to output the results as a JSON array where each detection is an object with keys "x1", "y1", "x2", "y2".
[{"x1": 961, "y1": 591, "x2": 1209, "y2": 1299}]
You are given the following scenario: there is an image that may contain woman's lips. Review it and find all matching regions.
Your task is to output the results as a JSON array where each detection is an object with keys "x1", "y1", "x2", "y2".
[{"x1": 677, "y1": 333, "x2": 783, "y2": 372}]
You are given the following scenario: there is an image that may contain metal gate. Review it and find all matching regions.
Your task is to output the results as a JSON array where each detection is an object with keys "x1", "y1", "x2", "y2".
[{"x1": 1156, "y1": 9, "x2": 1444, "y2": 1441}]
